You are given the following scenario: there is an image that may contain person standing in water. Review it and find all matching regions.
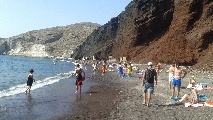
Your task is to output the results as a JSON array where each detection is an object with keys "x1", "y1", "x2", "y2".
[
  {"x1": 70, "y1": 64, "x2": 85, "y2": 94},
  {"x1": 25, "y1": 69, "x2": 35, "y2": 93}
]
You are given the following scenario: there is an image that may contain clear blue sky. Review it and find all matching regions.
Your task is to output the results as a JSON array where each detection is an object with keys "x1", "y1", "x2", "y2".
[{"x1": 0, "y1": 0, "x2": 131, "y2": 38}]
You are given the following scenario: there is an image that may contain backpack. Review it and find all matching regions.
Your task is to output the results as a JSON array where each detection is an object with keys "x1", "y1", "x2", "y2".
[{"x1": 145, "y1": 69, "x2": 156, "y2": 83}]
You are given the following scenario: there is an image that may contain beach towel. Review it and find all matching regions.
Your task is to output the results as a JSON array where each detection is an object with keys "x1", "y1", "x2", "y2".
[
  {"x1": 199, "y1": 95, "x2": 207, "y2": 102},
  {"x1": 205, "y1": 102, "x2": 213, "y2": 107},
  {"x1": 123, "y1": 76, "x2": 130, "y2": 78},
  {"x1": 185, "y1": 102, "x2": 205, "y2": 108},
  {"x1": 199, "y1": 82, "x2": 213, "y2": 85},
  {"x1": 185, "y1": 102, "x2": 213, "y2": 108},
  {"x1": 171, "y1": 97, "x2": 181, "y2": 103},
  {"x1": 77, "y1": 77, "x2": 85, "y2": 86},
  {"x1": 203, "y1": 86, "x2": 213, "y2": 90}
]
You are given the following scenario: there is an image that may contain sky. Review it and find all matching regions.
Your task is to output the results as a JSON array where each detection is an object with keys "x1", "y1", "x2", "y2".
[{"x1": 0, "y1": 0, "x2": 131, "y2": 38}]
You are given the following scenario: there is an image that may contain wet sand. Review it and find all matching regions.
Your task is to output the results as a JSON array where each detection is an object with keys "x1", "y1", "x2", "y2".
[{"x1": 0, "y1": 69, "x2": 94, "y2": 120}]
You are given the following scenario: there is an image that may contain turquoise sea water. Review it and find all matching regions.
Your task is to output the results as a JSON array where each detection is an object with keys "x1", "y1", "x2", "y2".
[{"x1": 0, "y1": 55, "x2": 75, "y2": 98}]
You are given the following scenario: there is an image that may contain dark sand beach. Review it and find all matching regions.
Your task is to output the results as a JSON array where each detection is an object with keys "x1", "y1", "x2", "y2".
[
  {"x1": 56, "y1": 64, "x2": 213, "y2": 120},
  {"x1": 1, "y1": 64, "x2": 213, "y2": 120}
]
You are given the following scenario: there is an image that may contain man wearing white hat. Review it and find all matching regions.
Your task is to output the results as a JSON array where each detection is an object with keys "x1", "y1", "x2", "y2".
[{"x1": 142, "y1": 62, "x2": 157, "y2": 107}]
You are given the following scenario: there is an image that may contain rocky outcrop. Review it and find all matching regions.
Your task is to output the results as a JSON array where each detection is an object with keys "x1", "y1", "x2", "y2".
[
  {"x1": 0, "y1": 40, "x2": 9, "y2": 54},
  {"x1": 3, "y1": 22, "x2": 100, "y2": 57},
  {"x1": 73, "y1": 0, "x2": 213, "y2": 70}
]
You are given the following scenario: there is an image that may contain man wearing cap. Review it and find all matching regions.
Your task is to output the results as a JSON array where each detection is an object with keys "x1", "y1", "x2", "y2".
[{"x1": 142, "y1": 62, "x2": 157, "y2": 107}]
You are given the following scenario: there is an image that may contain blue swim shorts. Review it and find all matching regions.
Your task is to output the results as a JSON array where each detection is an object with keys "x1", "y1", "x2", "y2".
[
  {"x1": 172, "y1": 78, "x2": 181, "y2": 87},
  {"x1": 143, "y1": 83, "x2": 154, "y2": 94}
]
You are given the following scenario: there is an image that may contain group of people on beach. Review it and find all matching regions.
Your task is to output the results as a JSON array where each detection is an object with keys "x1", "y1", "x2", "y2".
[
  {"x1": 141, "y1": 61, "x2": 203, "y2": 107},
  {"x1": 25, "y1": 59, "x2": 202, "y2": 108}
]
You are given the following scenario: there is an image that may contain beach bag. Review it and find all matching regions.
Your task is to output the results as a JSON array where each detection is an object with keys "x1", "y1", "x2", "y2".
[{"x1": 145, "y1": 69, "x2": 155, "y2": 83}]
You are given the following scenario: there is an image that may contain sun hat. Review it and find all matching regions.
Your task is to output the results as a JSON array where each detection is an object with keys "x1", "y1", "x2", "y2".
[{"x1": 147, "y1": 62, "x2": 153, "y2": 66}]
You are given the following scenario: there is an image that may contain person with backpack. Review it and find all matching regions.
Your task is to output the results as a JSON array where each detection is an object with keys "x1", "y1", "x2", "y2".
[{"x1": 142, "y1": 62, "x2": 157, "y2": 107}]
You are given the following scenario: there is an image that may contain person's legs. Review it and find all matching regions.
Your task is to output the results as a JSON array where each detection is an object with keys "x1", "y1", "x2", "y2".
[
  {"x1": 143, "y1": 85, "x2": 147, "y2": 104},
  {"x1": 147, "y1": 93, "x2": 151, "y2": 106},
  {"x1": 176, "y1": 94, "x2": 192, "y2": 104},
  {"x1": 171, "y1": 78, "x2": 176, "y2": 99},
  {"x1": 147, "y1": 84, "x2": 154, "y2": 107},
  {"x1": 143, "y1": 93, "x2": 146, "y2": 104},
  {"x1": 169, "y1": 74, "x2": 173, "y2": 89},
  {"x1": 176, "y1": 87, "x2": 180, "y2": 98},
  {"x1": 25, "y1": 86, "x2": 31, "y2": 93},
  {"x1": 80, "y1": 85, "x2": 82, "y2": 93},
  {"x1": 171, "y1": 86, "x2": 175, "y2": 99},
  {"x1": 75, "y1": 85, "x2": 78, "y2": 93},
  {"x1": 176, "y1": 80, "x2": 182, "y2": 98}
]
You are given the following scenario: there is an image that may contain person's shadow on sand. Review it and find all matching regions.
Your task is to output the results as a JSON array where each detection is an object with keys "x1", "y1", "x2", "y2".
[{"x1": 157, "y1": 103, "x2": 183, "y2": 107}]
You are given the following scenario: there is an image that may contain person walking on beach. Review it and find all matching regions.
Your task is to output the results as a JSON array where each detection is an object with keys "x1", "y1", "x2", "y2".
[
  {"x1": 70, "y1": 64, "x2": 85, "y2": 94},
  {"x1": 171, "y1": 64, "x2": 187, "y2": 99},
  {"x1": 142, "y1": 62, "x2": 157, "y2": 107},
  {"x1": 92, "y1": 62, "x2": 98, "y2": 74},
  {"x1": 25, "y1": 69, "x2": 35, "y2": 93},
  {"x1": 102, "y1": 61, "x2": 107, "y2": 76},
  {"x1": 156, "y1": 63, "x2": 162, "y2": 75},
  {"x1": 127, "y1": 63, "x2": 133, "y2": 77},
  {"x1": 117, "y1": 62, "x2": 124, "y2": 77},
  {"x1": 168, "y1": 64, "x2": 175, "y2": 89}
]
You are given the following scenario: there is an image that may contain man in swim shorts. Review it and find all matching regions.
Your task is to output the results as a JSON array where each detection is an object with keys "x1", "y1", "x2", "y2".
[{"x1": 171, "y1": 64, "x2": 187, "y2": 99}]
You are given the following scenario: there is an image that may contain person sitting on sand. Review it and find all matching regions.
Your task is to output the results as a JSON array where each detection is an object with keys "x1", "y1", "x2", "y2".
[
  {"x1": 70, "y1": 64, "x2": 85, "y2": 94},
  {"x1": 171, "y1": 64, "x2": 187, "y2": 99},
  {"x1": 25, "y1": 69, "x2": 35, "y2": 93},
  {"x1": 142, "y1": 62, "x2": 157, "y2": 107},
  {"x1": 175, "y1": 82, "x2": 199, "y2": 104}
]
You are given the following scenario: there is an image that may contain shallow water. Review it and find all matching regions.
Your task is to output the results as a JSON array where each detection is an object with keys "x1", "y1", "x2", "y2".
[{"x1": 0, "y1": 55, "x2": 94, "y2": 119}]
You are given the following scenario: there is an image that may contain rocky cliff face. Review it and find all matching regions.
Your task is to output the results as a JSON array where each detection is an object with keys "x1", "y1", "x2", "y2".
[
  {"x1": 73, "y1": 0, "x2": 213, "y2": 69},
  {"x1": 2, "y1": 22, "x2": 100, "y2": 57}
]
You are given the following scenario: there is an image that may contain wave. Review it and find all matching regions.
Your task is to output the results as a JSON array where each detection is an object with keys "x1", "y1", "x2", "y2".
[{"x1": 0, "y1": 71, "x2": 75, "y2": 99}]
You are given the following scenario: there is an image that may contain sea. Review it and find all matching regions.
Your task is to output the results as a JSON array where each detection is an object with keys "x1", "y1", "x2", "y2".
[
  {"x1": 0, "y1": 55, "x2": 75, "y2": 99},
  {"x1": 0, "y1": 55, "x2": 93, "y2": 120}
]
